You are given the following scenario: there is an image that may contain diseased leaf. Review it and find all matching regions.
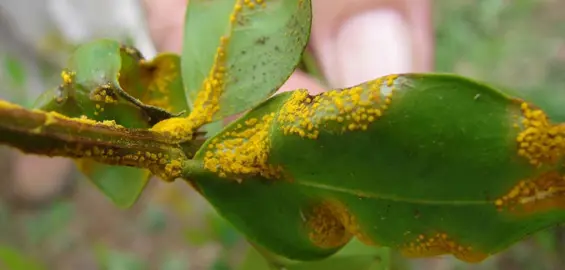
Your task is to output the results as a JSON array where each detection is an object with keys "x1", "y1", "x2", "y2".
[
  {"x1": 189, "y1": 73, "x2": 565, "y2": 263},
  {"x1": 182, "y1": 0, "x2": 312, "y2": 124},
  {"x1": 189, "y1": 92, "x2": 331, "y2": 260},
  {"x1": 119, "y1": 47, "x2": 189, "y2": 115},
  {"x1": 31, "y1": 40, "x2": 186, "y2": 208}
]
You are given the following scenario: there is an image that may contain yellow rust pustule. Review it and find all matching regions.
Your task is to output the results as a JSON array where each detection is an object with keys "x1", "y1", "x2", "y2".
[
  {"x1": 494, "y1": 171, "x2": 565, "y2": 214},
  {"x1": 402, "y1": 232, "x2": 487, "y2": 263},
  {"x1": 516, "y1": 102, "x2": 565, "y2": 167},
  {"x1": 233, "y1": 0, "x2": 267, "y2": 20},
  {"x1": 277, "y1": 75, "x2": 400, "y2": 139},
  {"x1": 75, "y1": 147, "x2": 184, "y2": 182},
  {"x1": 151, "y1": 4, "x2": 238, "y2": 141},
  {"x1": 44, "y1": 114, "x2": 184, "y2": 181},
  {"x1": 203, "y1": 113, "x2": 281, "y2": 181},
  {"x1": 60, "y1": 70, "x2": 75, "y2": 85},
  {"x1": 91, "y1": 85, "x2": 119, "y2": 116},
  {"x1": 306, "y1": 200, "x2": 375, "y2": 249}
]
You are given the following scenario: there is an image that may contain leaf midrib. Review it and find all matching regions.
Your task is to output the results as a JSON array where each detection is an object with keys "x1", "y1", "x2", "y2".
[{"x1": 297, "y1": 180, "x2": 491, "y2": 205}]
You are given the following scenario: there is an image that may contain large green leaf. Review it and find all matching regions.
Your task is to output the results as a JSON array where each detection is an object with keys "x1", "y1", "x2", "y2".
[
  {"x1": 32, "y1": 40, "x2": 187, "y2": 208},
  {"x1": 189, "y1": 73, "x2": 565, "y2": 263},
  {"x1": 181, "y1": 0, "x2": 312, "y2": 125}
]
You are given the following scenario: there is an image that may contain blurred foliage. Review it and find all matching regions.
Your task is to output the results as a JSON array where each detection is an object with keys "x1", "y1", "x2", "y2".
[{"x1": 0, "y1": 245, "x2": 46, "y2": 270}]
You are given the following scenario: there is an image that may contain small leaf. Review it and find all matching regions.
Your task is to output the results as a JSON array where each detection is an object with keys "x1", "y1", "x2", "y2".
[
  {"x1": 119, "y1": 48, "x2": 189, "y2": 115},
  {"x1": 182, "y1": 0, "x2": 312, "y2": 124},
  {"x1": 76, "y1": 161, "x2": 151, "y2": 208},
  {"x1": 189, "y1": 73, "x2": 565, "y2": 263}
]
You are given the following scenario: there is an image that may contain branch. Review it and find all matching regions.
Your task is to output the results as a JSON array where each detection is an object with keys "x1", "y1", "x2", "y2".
[{"x1": 0, "y1": 99, "x2": 197, "y2": 181}]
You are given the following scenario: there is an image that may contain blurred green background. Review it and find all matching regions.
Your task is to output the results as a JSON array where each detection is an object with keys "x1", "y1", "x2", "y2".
[{"x1": 0, "y1": 0, "x2": 564, "y2": 269}]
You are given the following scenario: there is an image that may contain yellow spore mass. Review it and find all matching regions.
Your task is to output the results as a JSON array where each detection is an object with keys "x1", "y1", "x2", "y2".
[
  {"x1": 516, "y1": 102, "x2": 565, "y2": 167},
  {"x1": 494, "y1": 171, "x2": 565, "y2": 214},
  {"x1": 401, "y1": 232, "x2": 487, "y2": 263},
  {"x1": 60, "y1": 70, "x2": 75, "y2": 85},
  {"x1": 306, "y1": 200, "x2": 374, "y2": 249},
  {"x1": 277, "y1": 75, "x2": 400, "y2": 139},
  {"x1": 203, "y1": 112, "x2": 281, "y2": 181}
]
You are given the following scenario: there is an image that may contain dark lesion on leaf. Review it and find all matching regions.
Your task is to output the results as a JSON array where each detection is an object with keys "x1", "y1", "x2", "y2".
[{"x1": 255, "y1": 36, "x2": 269, "y2": 45}]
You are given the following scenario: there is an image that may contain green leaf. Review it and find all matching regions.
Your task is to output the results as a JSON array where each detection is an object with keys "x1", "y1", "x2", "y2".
[
  {"x1": 32, "y1": 40, "x2": 186, "y2": 208},
  {"x1": 76, "y1": 161, "x2": 151, "y2": 208},
  {"x1": 182, "y1": 0, "x2": 312, "y2": 124},
  {"x1": 189, "y1": 73, "x2": 565, "y2": 263}
]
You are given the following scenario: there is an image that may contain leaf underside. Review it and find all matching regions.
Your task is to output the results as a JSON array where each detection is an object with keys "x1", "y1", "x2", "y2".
[{"x1": 190, "y1": 73, "x2": 565, "y2": 263}]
